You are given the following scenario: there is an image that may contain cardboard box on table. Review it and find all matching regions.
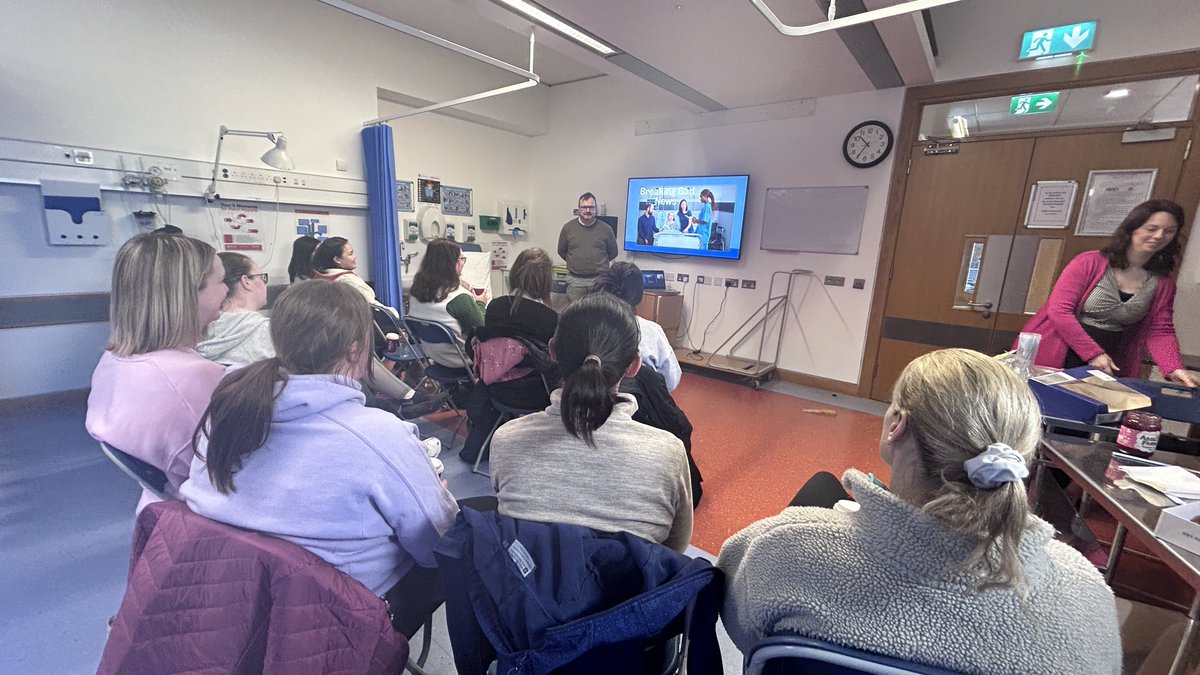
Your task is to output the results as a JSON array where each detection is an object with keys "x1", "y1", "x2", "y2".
[
  {"x1": 1155, "y1": 501, "x2": 1200, "y2": 557},
  {"x1": 1029, "y1": 366, "x2": 1152, "y2": 424}
]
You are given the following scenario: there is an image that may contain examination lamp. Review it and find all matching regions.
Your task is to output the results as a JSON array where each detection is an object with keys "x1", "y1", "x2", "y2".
[{"x1": 204, "y1": 125, "x2": 295, "y2": 202}]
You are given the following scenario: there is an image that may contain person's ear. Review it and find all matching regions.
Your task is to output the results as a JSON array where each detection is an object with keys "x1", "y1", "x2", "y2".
[
  {"x1": 624, "y1": 357, "x2": 641, "y2": 379},
  {"x1": 886, "y1": 409, "x2": 909, "y2": 443},
  {"x1": 240, "y1": 275, "x2": 253, "y2": 291},
  {"x1": 548, "y1": 338, "x2": 558, "y2": 364}
]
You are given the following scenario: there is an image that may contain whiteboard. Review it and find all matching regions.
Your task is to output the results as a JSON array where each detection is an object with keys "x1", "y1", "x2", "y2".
[{"x1": 761, "y1": 186, "x2": 868, "y2": 254}]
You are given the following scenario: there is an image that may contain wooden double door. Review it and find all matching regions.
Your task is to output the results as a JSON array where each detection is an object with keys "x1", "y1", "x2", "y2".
[{"x1": 869, "y1": 128, "x2": 1194, "y2": 401}]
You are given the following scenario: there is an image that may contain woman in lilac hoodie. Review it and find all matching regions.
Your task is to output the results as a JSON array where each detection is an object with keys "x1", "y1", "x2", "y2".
[
  {"x1": 86, "y1": 232, "x2": 228, "y2": 512},
  {"x1": 182, "y1": 280, "x2": 459, "y2": 637}
]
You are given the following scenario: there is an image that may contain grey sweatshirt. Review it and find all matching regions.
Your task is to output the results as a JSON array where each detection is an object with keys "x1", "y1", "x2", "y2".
[
  {"x1": 489, "y1": 390, "x2": 693, "y2": 552},
  {"x1": 197, "y1": 311, "x2": 274, "y2": 367}
]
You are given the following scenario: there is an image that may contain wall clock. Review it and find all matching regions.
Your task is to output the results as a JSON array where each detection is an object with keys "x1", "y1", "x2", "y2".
[{"x1": 842, "y1": 120, "x2": 894, "y2": 168}]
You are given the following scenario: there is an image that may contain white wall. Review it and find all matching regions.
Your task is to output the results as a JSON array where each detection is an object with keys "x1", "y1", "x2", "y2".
[
  {"x1": 933, "y1": 0, "x2": 1200, "y2": 82},
  {"x1": 528, "y1": 78, "x2": 906, "y2": 384},
  {"x1": 0, "y1": 0, "x2": 548, "y2": 399}
]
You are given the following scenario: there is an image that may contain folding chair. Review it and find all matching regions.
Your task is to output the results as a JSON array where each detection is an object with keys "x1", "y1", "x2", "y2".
[
  {"x1": 372, "y1": 306, "x2": 425, "y2": 366},
  {"x1": 99, "y1": 442, "x2": 169, "y2": 501},
  {"x1": 472, "y1": 375, "x2": 551, "y2": 477},
  {"x1": 743, "y1": 634, "x2": 963, "y2": 675},
  {"x1": 403, "y1": 316, "x2": 477, "y2": 451}
]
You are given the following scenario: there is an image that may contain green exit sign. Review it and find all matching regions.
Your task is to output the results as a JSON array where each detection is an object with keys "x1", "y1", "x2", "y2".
[{"x1": 1010, "y1": 92, "x2": 1060, "y2": 116}]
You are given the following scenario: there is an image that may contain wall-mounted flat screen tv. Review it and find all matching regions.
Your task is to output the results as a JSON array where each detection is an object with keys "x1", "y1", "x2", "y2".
[{"x1": 623, "y1": 175, "x2": 749, "y2": 260}]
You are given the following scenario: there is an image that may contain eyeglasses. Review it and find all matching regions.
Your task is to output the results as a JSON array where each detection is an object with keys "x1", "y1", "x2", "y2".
[
  {"x1": 578, "y1": 205, "x2": 596, "y2": 210},
  {"x1": 246, "y1": 273, "x2": 269, "y2": 283},
  {"x1": 458, "y1": 256, "x2": 467, "y2": 262}
]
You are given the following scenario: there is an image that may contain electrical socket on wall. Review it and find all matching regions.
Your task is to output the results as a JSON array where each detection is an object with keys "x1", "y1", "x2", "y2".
[
  {"x1": 853, "y1": 278, "x2": 866, "y2": 289},
  {"x1": 712, "y1": 276, "x2": 724, "y2": 287},
  {"x1": 677, "y1": 273, "x2": 689, "y2": 283},
  {"x1": 696, "y1": 275, "x2": 706, "y2": 285},
  {"x1": 741, "y1": 279, "x2": 756, "y2": 289},
  {"x1": 725, "y1": 278, "x2": 739, "y2": 287}
]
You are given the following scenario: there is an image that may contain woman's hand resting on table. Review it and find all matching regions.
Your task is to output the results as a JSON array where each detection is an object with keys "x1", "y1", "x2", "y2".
[
  {"x1": 1167, "y1": 369, "x2": 1199, "y2": 388},
  {"x1": 1087, "y1": 353, "x2": 1120, "y2": 375}
]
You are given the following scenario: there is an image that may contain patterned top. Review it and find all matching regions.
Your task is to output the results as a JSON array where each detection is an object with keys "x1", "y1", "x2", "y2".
[{"x1": 1078, "y1": 268, "x2": 1158, "y2": 332}]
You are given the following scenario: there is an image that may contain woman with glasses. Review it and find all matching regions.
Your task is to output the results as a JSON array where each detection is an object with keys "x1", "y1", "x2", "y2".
[
  {"x1": 198, "y1": 252, "x2": 273, "y2": 366},
  {"x1": 407, "y1": 238, "x2": 485, "y2": 369}
]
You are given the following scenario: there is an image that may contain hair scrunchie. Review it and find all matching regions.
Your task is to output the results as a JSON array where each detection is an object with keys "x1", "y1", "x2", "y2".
[
  {"x1": 963, "y1": 442, "x2": 1029, "y2": 489},
  {"x1": 583, "y1": 355, "x2": 602, "y2": 367}
]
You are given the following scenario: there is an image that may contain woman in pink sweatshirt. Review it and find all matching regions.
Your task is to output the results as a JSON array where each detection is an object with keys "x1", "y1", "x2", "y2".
[
  {"x1": 86, "y1": 232, "x2": 228, "y2": 511},
  {"x1": 1020, "y1": 199, "x2": 1196, "y2": 387}
]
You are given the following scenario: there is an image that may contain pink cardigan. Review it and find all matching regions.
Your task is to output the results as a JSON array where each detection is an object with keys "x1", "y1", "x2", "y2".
[
  {"x1": 1020, "y1": 250, "x2": 1184, "y2": 376},
  {"x1": 86, "y1": 349, "x2": 226, "y2": 511}
]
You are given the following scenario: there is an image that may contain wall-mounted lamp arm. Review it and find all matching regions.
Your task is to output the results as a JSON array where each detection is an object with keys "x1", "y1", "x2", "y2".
[
  {"x1": 748, "y1": 0, "x2": 964, "y2": 37},
  {"x1": 204, "y1": 125, "x2": 290, "y2": 202}
]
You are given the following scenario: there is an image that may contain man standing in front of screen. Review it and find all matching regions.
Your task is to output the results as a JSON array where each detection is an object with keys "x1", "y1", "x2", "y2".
[{"x1": 557, "y1": 191, "x2": 617, "y2": 304}]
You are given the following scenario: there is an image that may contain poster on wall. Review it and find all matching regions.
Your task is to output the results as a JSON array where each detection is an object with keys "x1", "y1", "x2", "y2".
[
  {"x1": 220, "y1": 202, "x2": 264, "y2": 251},
  {"x1": 490, "y1": 240, "x2": 510, "y2": 269},
  {"x1": 1024, "y1": 180, "x2": 1076, "y2": 229},
  {"x1": 1075, "y1": 169, "x2": 1156, "y2": 237},
  {"x1": 442, "y1": 186, "x2": 472, "y2": 216},
  {"x1": 418, "y1": 177, "x2": 442, "y2": 204},
  {"x1": 396, "y1": 181, "x2": 414, "y2": 212},
  {"x1": 296, "y1": 209, "x2": 330, "y2": 240}
]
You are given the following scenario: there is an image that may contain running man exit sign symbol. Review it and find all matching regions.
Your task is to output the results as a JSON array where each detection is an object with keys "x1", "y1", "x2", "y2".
[
  {"x1": 1010, "y1": 92, "x2": 1060, "y2": 116},
  {"x1": 1019, "y1": 22, "x2": 1097, "y2": 60}
]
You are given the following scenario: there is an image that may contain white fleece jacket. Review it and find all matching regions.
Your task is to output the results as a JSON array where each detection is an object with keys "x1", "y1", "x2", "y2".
[{"x1": 717, "y1": 469, "x2": 1121, "y2": 675}]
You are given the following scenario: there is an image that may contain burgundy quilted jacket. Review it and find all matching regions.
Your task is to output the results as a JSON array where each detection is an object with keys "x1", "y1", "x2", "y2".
[{"x1": 98, "y1": 501, "x2": 408, "y2": 674}]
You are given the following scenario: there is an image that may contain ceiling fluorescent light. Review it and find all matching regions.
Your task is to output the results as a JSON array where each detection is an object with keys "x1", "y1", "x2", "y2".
[
  {"x1": 491, "y1": 0, "x2": 618, "y2": 56},
  {"x1": 750, "y1": 0, "x2": 966, "y2": 37},
  {"x1": 1104, "y1": 88, "x2": 1131, "y2": 99}
]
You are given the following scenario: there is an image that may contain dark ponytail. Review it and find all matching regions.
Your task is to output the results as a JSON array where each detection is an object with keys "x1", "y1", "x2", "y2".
[
  {"x1": 192, "y1": 280, "x2": 374, "y2": 493},
  {"x1": 555, "y1": 293, "x2": 640, "y2": 446},
  {"x1": 194, "y1": 358, "x2": 285, "y2": 494}
]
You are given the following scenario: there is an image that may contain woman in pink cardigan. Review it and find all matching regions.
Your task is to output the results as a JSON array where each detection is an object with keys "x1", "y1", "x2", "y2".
[
  {"x1": 87, "y1": 232, "x2": 229, "y2": 511},
  {"x1": 1021, "y1": 199, "x2": 1197, "y2": 387}
]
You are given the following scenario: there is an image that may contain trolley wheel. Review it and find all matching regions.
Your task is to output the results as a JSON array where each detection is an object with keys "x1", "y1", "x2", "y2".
[{"x1": 750, "y1": 378, "x2": 762, "y2": 391}]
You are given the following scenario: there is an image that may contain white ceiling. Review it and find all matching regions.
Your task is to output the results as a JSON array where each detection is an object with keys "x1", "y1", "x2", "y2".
[{"x1": 348, "y1": 0, "x2": 936, "y2": 109}]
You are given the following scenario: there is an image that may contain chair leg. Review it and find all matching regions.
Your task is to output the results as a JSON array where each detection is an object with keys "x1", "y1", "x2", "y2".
[
  {"x1": 404, "y1": 617, "x2": 434, "y2": 674},
  {"x1": 473, "y1": 412, "x2": 511, "y2": 477}
]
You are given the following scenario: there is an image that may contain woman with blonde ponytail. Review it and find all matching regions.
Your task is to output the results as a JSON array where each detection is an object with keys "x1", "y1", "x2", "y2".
[
  {"x1": 718, "y1": 348, "x2": 1121, "y2": 674},
  {"x1": 488, "y1": 292, "x2": 693, "y2": 552},
  {"x1": 181, "y1": 280, "x2": 458, "y2": 637}
]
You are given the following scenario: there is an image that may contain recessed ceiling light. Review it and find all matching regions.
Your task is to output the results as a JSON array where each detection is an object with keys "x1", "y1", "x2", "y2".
[
  {"x1": 1104, "y1": 88, "x2": 1131, "y2": 99},
  {"x1": 491, "y1": 0, "x2": 619, "y2": 56}
]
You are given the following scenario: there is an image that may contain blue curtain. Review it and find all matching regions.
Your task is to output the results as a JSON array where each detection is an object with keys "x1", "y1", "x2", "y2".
[{"x1": 361, "y1": 125, "x2": 403, "y2": 313}]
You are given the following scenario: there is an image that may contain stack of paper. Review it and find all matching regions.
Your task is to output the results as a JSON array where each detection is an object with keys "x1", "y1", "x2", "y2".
[{"x1": 1122, "y1": 466, "x2": 1200, "y2": 501}]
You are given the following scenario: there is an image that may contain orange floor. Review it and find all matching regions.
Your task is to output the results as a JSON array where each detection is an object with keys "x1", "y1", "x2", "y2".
[{"x1": 672, "y1": 372, "x2": 890, "y2": 554}]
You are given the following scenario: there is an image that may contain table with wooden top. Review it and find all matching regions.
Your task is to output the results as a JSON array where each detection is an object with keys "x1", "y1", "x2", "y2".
[{"x1": 1036, "y1": 437, "x2": 1200, "y2": 675}]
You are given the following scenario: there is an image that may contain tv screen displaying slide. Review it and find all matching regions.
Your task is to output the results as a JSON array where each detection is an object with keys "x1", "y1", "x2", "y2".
[{"x1": 623, "y1": 175, "x2": 749, "y2": 260}]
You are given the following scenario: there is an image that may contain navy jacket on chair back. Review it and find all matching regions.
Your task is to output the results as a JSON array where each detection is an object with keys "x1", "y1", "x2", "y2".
[{"x1": 434, "y1": 508, "x2": 724, "y2": 675}]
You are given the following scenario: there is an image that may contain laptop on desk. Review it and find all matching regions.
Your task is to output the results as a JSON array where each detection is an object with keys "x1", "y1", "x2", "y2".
[{"x1": 641, "y1": 270, "x2": 680, "y2": 295}]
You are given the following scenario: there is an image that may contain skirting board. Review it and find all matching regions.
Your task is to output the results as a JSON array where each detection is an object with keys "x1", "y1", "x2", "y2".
[{"x1": 0, "y1": 388, "x2": 89, "y2": 414}]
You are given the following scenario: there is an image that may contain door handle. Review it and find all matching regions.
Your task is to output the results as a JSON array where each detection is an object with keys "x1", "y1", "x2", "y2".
[{"x1": 966, "y1": 300, "x2": 992, "y2": 318}]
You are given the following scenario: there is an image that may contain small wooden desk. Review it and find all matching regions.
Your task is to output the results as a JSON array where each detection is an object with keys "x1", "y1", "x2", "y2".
[{"x1": 1037, "y1": 437, "x2": 1200, "y2": 674}]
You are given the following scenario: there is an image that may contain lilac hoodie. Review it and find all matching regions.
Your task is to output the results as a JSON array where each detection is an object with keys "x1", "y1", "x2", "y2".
[{"x1": 181, "y1": 374, "x2": 458, "y2": 596}]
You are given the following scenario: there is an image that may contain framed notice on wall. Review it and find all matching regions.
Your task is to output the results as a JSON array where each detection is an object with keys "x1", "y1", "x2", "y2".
[
  {"x1": 441, "y1": 186, "x2": 472, "y2": 216},
  {"x1": 1075, "y1": 169, "x2": 1156, "y2": 237},
  {"x1": 1024, "y1": 180, "x2": 1076, "y2": 229},
  {"x1": 396, "y1": 180, "x2": 414, "y2": 212}
]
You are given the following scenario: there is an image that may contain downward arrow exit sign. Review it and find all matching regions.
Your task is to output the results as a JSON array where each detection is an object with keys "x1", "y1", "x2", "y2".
[
  {"x1": 1019, "y1": 21, "x2": 1097, "y2": 60},
  {"x1": 1011, "y1": 92, "x2": 1060, "y2": 116}
]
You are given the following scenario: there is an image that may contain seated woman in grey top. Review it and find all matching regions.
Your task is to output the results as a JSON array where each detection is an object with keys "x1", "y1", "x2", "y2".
[
  {"x1": 717, "y1": 349, "x2": 1121, "y2": 674},
  {"x1": 488, "y1": 292, "x2": 693, "y2": 552},
  {"x1": 198, "y1": 252, "x2": 273, "y2": 366}
]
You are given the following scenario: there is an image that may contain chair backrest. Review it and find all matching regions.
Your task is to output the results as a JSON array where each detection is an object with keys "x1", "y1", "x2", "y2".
[
  {"x1": 405, "y1": 316, "x2": 476, "y2": 380},
  {"x1": 744, "y1": 635, "x2": 963, "y2": 675},
  {"x1": 372, "y1": 306, "x2": 425, "y2": 363},
  {"x1": 100, "y1": 442, "x2": 170, "y2": 500}
]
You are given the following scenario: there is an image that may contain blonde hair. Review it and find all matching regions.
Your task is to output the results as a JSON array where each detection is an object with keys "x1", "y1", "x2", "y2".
[
  {"x1": 891, "y1": 348, "x2": 1041, "y2": 591},
  {"x1": 107, "y1": 233, "x2": 216, "y2": 356}
]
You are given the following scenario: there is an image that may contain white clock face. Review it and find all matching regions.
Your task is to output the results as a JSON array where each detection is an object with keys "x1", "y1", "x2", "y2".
[{"x1": 844, "y1": 122, "x2": 892, "y2": 168}]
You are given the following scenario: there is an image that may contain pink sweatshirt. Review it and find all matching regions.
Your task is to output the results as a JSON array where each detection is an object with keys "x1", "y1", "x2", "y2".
[
  {"x1": 1019, "y1": 250, "x2": 1184, "y2": 376},
  {"x1": 86, "y1": 349, "x2": 226, "y2": 511}
]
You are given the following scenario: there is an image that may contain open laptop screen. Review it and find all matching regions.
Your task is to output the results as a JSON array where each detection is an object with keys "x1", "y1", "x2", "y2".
[{"x1": 642, "y1": 270, "x2": 667, "y2": 290}]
